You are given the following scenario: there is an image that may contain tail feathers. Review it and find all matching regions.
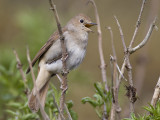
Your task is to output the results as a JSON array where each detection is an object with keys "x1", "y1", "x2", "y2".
[
  {"x1": 28, "y1": 80, "x2": 50, "y2": 112},
  {"x1": 28, "y1": 67, "x2": 51, "y2": 112},
  {"x1": 28, "y1": 91, "x2": 39, "y2": 112}
]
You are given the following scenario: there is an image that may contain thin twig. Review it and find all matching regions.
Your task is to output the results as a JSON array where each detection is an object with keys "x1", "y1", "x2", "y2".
[
  {"x1": 56, "y1": 74, "x2": 62, "y2": 83},
  {"x1": 130, "y1": 17, "x2": 157, "y2": 54},
  {"x1": 118, "y1": 60, "x2": 126, "y2": 89},
  {"x1": 108, "y1": 27, "x2": 121, "y2": 120},
  {"x1": 56, "y1": 74, "x2": 72, "y2": 120},
  {"x1": 88, "y1": 1, "x2": 109, "y2": 119},
  {"x1": 49, "y1": 0, "x2": 68, "y2": 118},
  {"x1": 27, "y1": 47, "x2": 50, "y2": 120},
  {"x1": 151, "y1": 77, "x2": 160, "y2": 107},
  {"x1": 13, "y1": 49, "x2": 30, "y2": 98},
  {"x1": 89, "y1": 0, "x2": 109, "y2": 92},
  {"x1": 52, "y1": 93, "x2": 65, "y2": 120},
  {"x1": 64, "y1": 104, "x2": 73, "y2": 120},
  {"x1": 114, "y1": 16, "x2": 127, "y2": 52},
  {"x1": 116, "y1": 64, "x2": 127, "y2": 81},
  {"x1": 108, "y1": 27, "x2": 116, "y2": 120},
  {"x1": 129, "y1": 0, "x2": 147, "y2": 48},
  {"x1": 114, "y1": 15, "x2": 127, "y2": 93},
  {"x1": 110, "y1": 57, "x2": 116, "y2": 120}
]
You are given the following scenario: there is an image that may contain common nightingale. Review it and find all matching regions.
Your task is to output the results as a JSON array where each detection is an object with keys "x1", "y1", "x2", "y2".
[{"x1": 26, "y1": 13, "x2": 97, "y2": 112}]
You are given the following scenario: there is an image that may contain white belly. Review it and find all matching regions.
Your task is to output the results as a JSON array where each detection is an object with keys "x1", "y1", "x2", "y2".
[
  {"x1": 44, "y1": 45, "x2": 86, "y2": 74},
  {"x1": 66, "y1": 45, "x2": 86, "y2": 70}
]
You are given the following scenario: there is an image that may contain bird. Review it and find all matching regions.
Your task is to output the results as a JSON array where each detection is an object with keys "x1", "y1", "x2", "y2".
[{"x1": 26, "y1": 13, "x2": 97, "y2": 112}]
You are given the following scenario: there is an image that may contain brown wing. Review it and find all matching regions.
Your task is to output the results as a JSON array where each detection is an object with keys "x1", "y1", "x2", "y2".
[{"x1": 26, "y1": 28, "x2": 66, "y2": 74}]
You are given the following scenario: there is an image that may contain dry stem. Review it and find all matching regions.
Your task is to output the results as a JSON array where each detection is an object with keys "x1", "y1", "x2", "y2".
[
  {"x1": 65, "y1": 104, "x2": 73, "y2": 120},
  {"x1": 49, "y1": 0, "x2": 68, "y2": 118},
  {"x1": 88, "y1": 1, "x2": 109, "y2": 119},
  {"x1": 89, "y1": 0, "x2": 109, "y2": 92},
  {"x1": 130, "y1": 17, "x2": 157, "y2": 54},
  {"x1": 114, "y1": 16, "x2": 127, "y2": 92},
  {"x1": 114, "y1": 16, "x2": 127, "y2": 52},
  {"x1": 52, "y1": 93, "x2": 65, "y2": 120},
  {"x1": 151, "y1": 77, "x2": 160, "y2": 107},
  {"x1": 108, "y1": 27, "x2": 121, "y2": 120},
  {"x1": 129, "y1": 0, "x2": 147, "y2": 48},
  {"x1": 113, "y1": 0, "x2": 156, "y2": 115},
  {"x1": 13, "y1": 49, "x2": 30, "y2": 98}
]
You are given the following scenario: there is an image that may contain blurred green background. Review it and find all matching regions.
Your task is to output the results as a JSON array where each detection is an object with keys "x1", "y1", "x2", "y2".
[{"x1": 0, "y1": 0, "x2": 160, "y2": 120}]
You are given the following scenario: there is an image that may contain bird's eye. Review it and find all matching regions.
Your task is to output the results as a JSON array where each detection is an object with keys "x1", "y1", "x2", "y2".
[{"x1": 80, "y1": 19, "x2": 84, "y2": 23}]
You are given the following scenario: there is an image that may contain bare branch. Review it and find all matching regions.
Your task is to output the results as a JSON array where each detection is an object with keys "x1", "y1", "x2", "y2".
[
  {"x1": 130, "y1": 18, "x2": 157, "y2": 54},
  {"x1": 65, "y1": 104, "x2": 73, "y2": 120},
  {"x1": 49, "y1": 0, "x2": 68, "y2": 117},
  {"x1": 108, "y1": 26, "x2": 116, "y2": 120},
  {"x1": 88, "y1": 1, "x2": 109, "y2": 119},
  {"x1": 110, "y1": 104, "x2": 116, "y2": 120},
  {"x1": 108, "y1": 27, "x2": 116, "y2": 59},
  {"x1": 151, "y1": 77, "x2": 160, "y2": 107},
  {"x1": 120, "y1": 1, "x2": 147, "y2": 115},
  {"x1": 13, "y1": 49, "x2": 30, "y2": 97},
  {"x1": 88, "y1": 0, "x2": 108, "y2": 92},
  {"x1": 27, "y1": 47, "x2": 50, "y2": 120},
  {"x1": 49, "y1": 0, "x2": 63, "y2": 36},
  {"x1": 117, "y1": 60, "x2": 126, "y2": 90},
  {"x1": 116, "y1": 63, "x2": 127, "y2": 81},
  {"x1": 108, "y1": 27, "x2": 121, "y2": 120},
  {"x1": 52, "y1": 93, "x2": 65, "y2": 120},
  {"x1": 114, "y1": 16, "x2": 127, "y2": 52},
  {"x1": 56, "y1": 74, "x2": 62, "y2": 83},
  {"x1": 129, "y1": 0, "x2": 147, "y2": 48}
]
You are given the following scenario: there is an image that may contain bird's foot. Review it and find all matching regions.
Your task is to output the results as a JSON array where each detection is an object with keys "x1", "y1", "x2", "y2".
[
  {"x1": 61, "y1": 69, "x2": 69, "y2": 75},
  {"x1": 61, "y1": 53, "x2": 69, "y2": 62}
]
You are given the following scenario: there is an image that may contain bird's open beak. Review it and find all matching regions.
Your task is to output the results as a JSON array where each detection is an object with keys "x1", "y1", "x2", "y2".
[{"x1": 85, "y1": 23, "x2": 97, "y2": 28}]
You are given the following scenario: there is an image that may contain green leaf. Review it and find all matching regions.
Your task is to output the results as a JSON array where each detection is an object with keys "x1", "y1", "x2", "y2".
[
  {"x1": 21, "y1": 113, "x2": 39, "y2": 120},
  {"x1": 7, "y1": 102, "x2": 22, "y2": 108},
  {"x1": 5, "y1": 110, "x2": 18, "y2": 116},
  {"x1": 81, "y1": 97, "x2": 98, "y2": 108},
  {"x1": 69, "y1": 110, "x2": 78, "y2": 120},
  {"x1": 94, "y1": 83, "x2": 104, "y2": 99},
  {"x1": 67, "y1": 100, "x2": 74, "y2": 109},
  {"x1": 93, "y1": 93, "x2": 103, "y2": 106}
]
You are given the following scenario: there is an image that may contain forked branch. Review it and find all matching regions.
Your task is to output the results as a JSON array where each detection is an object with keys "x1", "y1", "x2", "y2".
[
  {"x1": 130, "y1": 17, "x2": 157, "y2": 54},
  {"x1": 129, "y1": 0, "x2": 147, "y2": 48}
]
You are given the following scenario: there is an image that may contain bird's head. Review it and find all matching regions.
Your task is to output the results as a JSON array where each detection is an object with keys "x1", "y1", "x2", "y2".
[{"x1": 66, "y1": 13, "x2": 97, "y2": 33}]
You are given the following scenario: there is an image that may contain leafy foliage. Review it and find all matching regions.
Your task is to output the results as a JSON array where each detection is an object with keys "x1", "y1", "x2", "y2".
[
  {"x1": 0, "y1": 59, "x2": 77, "y2": 120},
  {"x1": 81, "y1": 82, "x2": 112, "y2": 119},
  {"x1": 123, "y1": 101, "x2": 160, "y2": 120}
]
